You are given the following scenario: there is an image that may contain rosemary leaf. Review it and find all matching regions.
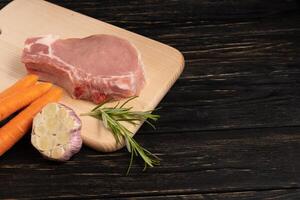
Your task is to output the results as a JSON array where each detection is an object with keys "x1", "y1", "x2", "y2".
[{"x1": 81, "y1": 97, "x2": 160, "y2": 174}]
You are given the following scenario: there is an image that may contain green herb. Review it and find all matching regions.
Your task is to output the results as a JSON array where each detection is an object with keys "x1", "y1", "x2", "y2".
[{"x1": 81, "y1": 96, "x2": 160, "y2": 174}]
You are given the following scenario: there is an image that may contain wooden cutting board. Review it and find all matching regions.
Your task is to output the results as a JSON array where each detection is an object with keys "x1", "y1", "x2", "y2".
[{"x1": 0, "y1": 0, "x2": 184, "y2": 152}]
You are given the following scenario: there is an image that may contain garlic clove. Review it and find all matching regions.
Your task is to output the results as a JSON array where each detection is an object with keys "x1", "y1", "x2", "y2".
[{"x1": 31, "y1": 103, "x2": 82, "y2": 161}]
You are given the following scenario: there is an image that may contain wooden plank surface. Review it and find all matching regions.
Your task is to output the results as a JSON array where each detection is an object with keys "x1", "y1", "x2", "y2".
[
  {"x1": 0, "y1": 0, "x2": 300, "y2": 199},
  {"x1": 0, "y1": 0, "x2": 184, "y2": 152},
  {"x1": 0, "y1": 127, "x2": 299, "y2": 198}
]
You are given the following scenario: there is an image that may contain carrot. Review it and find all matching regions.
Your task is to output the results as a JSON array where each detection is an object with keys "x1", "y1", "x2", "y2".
[
  {"x1": 0, "y1": 87, "x2": 63, "y2": 156},
  {"x1": 0, "y1": 74, "x2": 39, "y2": 100},
  {"x1": 0, "y1": 82, "x2": 53, "y2": 121}
]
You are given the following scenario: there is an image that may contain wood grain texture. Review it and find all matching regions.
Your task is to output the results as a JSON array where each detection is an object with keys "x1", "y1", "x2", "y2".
[
  {"x1": 121, "y1": 189, "x2": 300, "y2": 200},
  {"x1": 0, "y1": 0, "x2": 184, "y2": 152},
  {"x1": 0, "y1": 127, "x2": 299, "y2": 199},
  {"x1": 0, "y1": 0, "x2": 300, "y2": 199}
]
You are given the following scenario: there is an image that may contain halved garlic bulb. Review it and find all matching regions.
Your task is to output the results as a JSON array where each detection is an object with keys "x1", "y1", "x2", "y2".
[{"x1": 31, "y1": 103, "x2": 82, "y2": 161}]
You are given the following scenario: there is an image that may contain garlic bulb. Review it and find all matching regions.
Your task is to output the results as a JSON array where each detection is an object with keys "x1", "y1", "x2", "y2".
[{"x1": 31, "y1": 103, "x2": 82, "y2": 161}]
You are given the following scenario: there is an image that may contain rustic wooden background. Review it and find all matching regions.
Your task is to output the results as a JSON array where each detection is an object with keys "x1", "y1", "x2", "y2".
[{"x1": 1, "y1": 0, "x2": 300, "y2": 199}]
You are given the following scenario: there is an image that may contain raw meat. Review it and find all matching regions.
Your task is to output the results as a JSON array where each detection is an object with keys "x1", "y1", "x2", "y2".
[{"x1": 22, "y1": 34, "x2": 145, "y2": 104}]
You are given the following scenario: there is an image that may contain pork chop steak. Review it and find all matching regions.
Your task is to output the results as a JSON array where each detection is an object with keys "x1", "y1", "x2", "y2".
[{"x1": 22, "y1": 34, "x2": 145, "y2": 103}]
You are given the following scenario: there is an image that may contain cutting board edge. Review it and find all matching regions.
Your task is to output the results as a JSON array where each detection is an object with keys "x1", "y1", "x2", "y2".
[
  {"x1": 0, "y1": 0, "x2": 186, "y2": 153},
  {"x1": 83, "y1": 53, "x2": 185, "y2": 153}
]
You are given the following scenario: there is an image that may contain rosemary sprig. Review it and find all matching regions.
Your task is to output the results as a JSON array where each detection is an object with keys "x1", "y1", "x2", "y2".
[{"x1": 81, "y1": 96, "x2": 160, "y2": 174}]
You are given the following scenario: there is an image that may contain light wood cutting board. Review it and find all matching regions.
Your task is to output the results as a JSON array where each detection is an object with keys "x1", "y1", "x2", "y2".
[{"x1": 0, "y1": 0, "x2": 184, "y2": 152}]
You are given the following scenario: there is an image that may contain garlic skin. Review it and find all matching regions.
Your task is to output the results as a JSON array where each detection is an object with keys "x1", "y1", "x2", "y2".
[{"x1": 31, "y1": 103, "x2": 82, "y2": 161}]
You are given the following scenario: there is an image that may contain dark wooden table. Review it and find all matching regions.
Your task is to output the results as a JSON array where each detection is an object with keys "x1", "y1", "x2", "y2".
[{"x1": 1, "y1": 0, "x2": 300, "y2": 199}]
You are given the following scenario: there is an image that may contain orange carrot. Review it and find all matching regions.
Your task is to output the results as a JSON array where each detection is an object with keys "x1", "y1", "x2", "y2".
[
  {"x1": 0, "y1": 87, "x2": 63, "y2": 156},
  {"x1": 0, "y1": 82, "x2": 53, "y2": 121},
  {"x1": 0, "y1": 74, "x2": 39, "y2": 100}
]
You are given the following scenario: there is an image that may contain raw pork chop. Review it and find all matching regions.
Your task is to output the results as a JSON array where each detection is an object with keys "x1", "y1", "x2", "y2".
[{"x1": 22, "y1": 34, "x2": 145, "y2": 103}]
